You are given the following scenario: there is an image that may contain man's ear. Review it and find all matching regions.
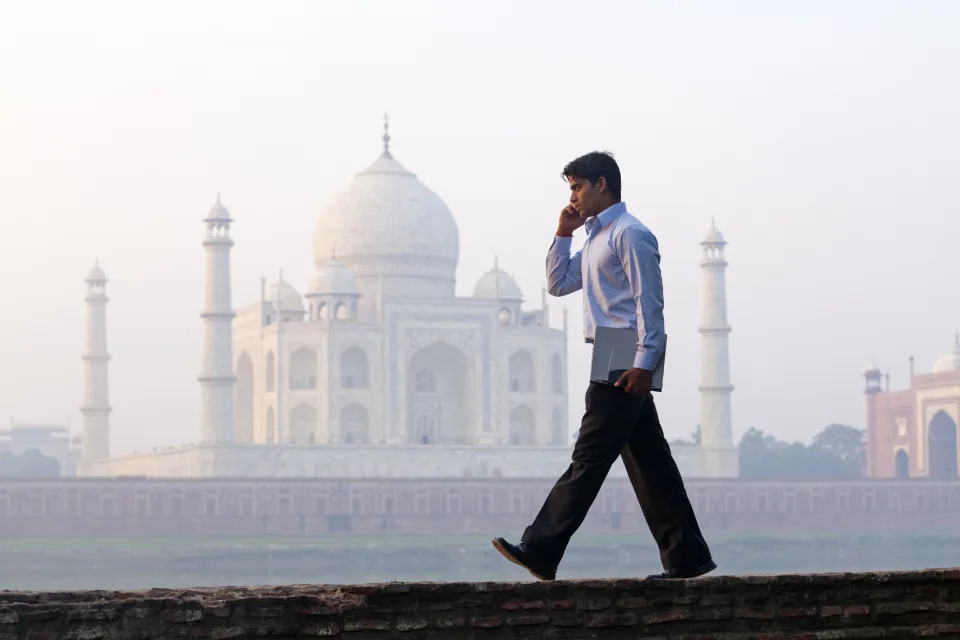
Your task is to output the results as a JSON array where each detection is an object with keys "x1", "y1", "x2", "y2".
[{"x1": 596, "y1": 176, "x2": 607, "y2": 195}]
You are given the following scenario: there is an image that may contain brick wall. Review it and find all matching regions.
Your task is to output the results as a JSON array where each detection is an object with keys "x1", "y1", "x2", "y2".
[{"x1": 2, "y1": 569, "x2": 960, "y2": 639}]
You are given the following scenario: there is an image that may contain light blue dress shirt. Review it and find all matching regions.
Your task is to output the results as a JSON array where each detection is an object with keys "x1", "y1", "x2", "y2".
[{"x1": 545, "y1": 201, "x2": 666, "y2": 371}]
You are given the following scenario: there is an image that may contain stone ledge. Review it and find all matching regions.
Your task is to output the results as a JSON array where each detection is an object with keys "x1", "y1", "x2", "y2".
[{"x1": 2, "y1": 569, "x2": 960, "y2": 639}]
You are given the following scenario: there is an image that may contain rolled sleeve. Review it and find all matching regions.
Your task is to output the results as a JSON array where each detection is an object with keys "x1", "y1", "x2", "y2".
[{"x1": 545, "y1": 235, "x2": 583, "y2": 297}]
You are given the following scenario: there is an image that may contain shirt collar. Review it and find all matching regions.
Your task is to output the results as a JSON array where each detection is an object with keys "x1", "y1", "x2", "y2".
[{"x1": 584, "y1": 201, "x2": 627, "y2": 236}]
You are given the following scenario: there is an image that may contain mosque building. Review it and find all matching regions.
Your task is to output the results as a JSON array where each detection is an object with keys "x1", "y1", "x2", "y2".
[{"x1": 864, "y1": 339, "x2": 960, "y2": 479}]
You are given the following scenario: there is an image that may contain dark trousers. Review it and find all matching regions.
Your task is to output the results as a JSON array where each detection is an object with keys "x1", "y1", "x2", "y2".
[{"x1": 521, "y1": 383, "x2": 711, "y2": 570}]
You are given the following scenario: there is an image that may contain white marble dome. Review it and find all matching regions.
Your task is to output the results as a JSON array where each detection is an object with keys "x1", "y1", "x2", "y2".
[
  {"x1": 473, "y1": 260, "x2": 523, "y2": 301},
  {"x1": 267, "y1": 279, "x2": 304, "y2": 312},
  {"x1": 702, "y1": 219, "x2": 725, "y2": 244},
  {"x1": 313, "y1": 147, "x2": 459, "y2": 274},
  {"x1": 308, "y1": 258, "x2": 359, "y2": 296},
  {"x1": 932, "y1": 335, "x2": 960, "y2": 373},
  {"x1": 86, "y1": 261, "x2": 106, "y2": 282},
  {"x1": 206, "y1": 195, "x2": 231, "y2": 221}
]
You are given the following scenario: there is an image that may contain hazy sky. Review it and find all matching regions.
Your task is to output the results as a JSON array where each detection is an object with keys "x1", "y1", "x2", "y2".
[{"x1": 2, "y1": 1, "x2": 959, "y2": 455}]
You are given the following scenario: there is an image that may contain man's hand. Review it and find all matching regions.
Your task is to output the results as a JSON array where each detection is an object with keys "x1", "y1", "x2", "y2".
[
  {"x1": 556, "y1": 205, "x2": 585, "y2": 236},
  {"x1": 614, "y1": 367, "x2": 653, "y2": 396}
]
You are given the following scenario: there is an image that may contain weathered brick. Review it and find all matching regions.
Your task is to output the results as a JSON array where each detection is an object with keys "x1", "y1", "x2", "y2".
[
  {"x1": 66, "y1": 607, "x2": 118, "y2": 621},
  {"x1": 643, "y1": 609, "x2": 691, "y2": 624},
  {"x1": 249, "y1": 605, "x2": 284, "y2": 618},
  {"x1": 343, "y1": 618, "x2": 391, "y2": 631},
  {"x1": 382, "y1": 583, "x2": 411, "y2": 594},
  {"x1": 0, "y1": 612, "x2": 16, "y2": 624},
  {"x1": 298, "y1": 622, "x2": 340, "y2": 637},
  {"x1": 25, "y1": 631, "x2": 59, "y2": 640},
  {"x1": 21, "y1": 609, "x2": 64, "y2": 622},
  {"x1": 548, "y1": 599, "x2": 575, "y2": 610},
  {"x1": 296, "y1": 605, "x2": 339, "y2": 617},
  {"x1": 124, "y1": 607, "x2": 152, "y2": 620},
  {"x1": 700, "y1": 594, "x2": 735, "y2": 607},
  {"x1": 161, "y1": 608, "x2": 203, "y2": 623},
  {"x1": 419, "y1": 600, "x2": 455, "y2": 611},
  {"x1": 580, "y1": 597, "x2": 612, "y2": 611},
  {"x1": 395, "y1": 617, "x2": 429, "y2": 631},
  {"x1": 62, "y1": 628, "x2": 108, "y2": 640},
  {"x1": 551, "y1": 615, "x2": 582, "y2": 627},
  {"x1": 694, "y1": 607, "x2": 734, "y2": 620},
  {"x1": 819, "y1": 605, "x2": 844, "y2": 617},
  {"x1": 843, "y1": 604, "x2": 870, "y2": 616},
  {"x1": 210, "y1": 628, "x2": 245, "y2": 639},
  {"x1": 585, "y1": 613, "x2": 638, "y2": 628},
  {"x1": 617, "y1": 596, "x2": 648, "y2": 608},
  {"x1": 934, "y1": 624, "x2": 960, "y2": 634},
  {"x1": 470, "y1": 616, "x2": 502, "y2": 628},
  {"x1": 781, "y1": 606, "x2": 818, "y2": 617},
  {"x1": 431, "y1": 615, "x2": 465, "y2": 628},
  {"x1": 874, "y1": 601, "x2": 934, "y2": 615},
  {"x1": 506, "y1": 613, "x2": 551, "y2": 625},
  {"x1": 502, "y1": 599, "x2": 544, "y2": 610},
  {"x1": 577, "y1": 580, "x2": 612, "y2": 589},
  {"x1": 736, "y1": 607, "x2": 777, "y2": 619}
]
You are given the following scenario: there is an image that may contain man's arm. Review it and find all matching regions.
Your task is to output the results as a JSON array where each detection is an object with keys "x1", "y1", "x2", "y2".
[
  {"x1": 546, "y1": 235, "x2": 583, "y2": 297},
  {"x1": 617, "y1": 225, "x2": 665, "y2": 371}
]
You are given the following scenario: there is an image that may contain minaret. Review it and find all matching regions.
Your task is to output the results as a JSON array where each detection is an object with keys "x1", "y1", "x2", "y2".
[
  {"x1": 199, "y1": 195, "x2": 236, "y2": 443},
  {"x1": 698, "y1": 220, "x2": 738, "y2": 477},
  {"x1": 81, "y1": 261, "x2": 110, "y2": 460}
]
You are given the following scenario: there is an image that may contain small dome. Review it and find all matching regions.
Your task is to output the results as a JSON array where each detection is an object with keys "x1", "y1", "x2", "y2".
[
  {"x1": 86, "y1": 261, "x2": 106, "y2": 282},
  {"x1": 267, "y1": 278, "x2": 304, "y2": 312},
  {"x1": 702, "y1": 219, "x2": 725, "y2": 244},
  {"x1": 932, "y1": 335, "x2": 960, "y2": 373},
  {"x1": 308, "y1": 259, "x2": 359, "y2": 296},
  {"x1": 473, "y1": 259, "x2": 523, "y2": 301},
  {"x1": 206, "y1": 194, "x2": 231, "y2": 221},
  {"x1": 864, "y1": 361, "x2": 881, "y2": 374}
]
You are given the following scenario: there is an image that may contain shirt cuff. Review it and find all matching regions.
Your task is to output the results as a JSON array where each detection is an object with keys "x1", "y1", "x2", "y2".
[
  {"x1": 634, "y1": 349, "x2": 661, "y2": 371},
  {"x1": 551, "y1": 235, "x2": 573, "y2": 251}
]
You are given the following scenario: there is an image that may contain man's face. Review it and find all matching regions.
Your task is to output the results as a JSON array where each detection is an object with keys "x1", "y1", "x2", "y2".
[{"x1": 568, "y1": 176, "x2": 607, "y2": 219}]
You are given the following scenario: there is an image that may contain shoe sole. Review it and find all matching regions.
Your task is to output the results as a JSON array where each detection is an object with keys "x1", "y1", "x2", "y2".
[
  {"x1": 491, "y1": 538, "x2": 552, "y2": 581},
  {"x1": 648, "y1": 559, "x2": 718, "y2": 580}
]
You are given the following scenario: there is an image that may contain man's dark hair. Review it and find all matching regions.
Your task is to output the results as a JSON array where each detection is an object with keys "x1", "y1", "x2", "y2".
[{"x1": 562, "y1": 151, "x2": 621, "y2": 200}]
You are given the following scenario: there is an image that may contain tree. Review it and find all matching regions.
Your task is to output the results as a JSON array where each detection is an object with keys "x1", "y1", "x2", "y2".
[
  {"x1": 737, "y1": 425, "x2": 865, "y2": 479},
  {"x1": 0, "y1": 448, "x2": 61, "y2": 477}
]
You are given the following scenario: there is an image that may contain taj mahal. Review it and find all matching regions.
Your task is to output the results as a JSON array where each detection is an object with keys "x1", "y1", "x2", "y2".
[{"x1": 76, "y1": 122, "x2": 739, "y2": 479}]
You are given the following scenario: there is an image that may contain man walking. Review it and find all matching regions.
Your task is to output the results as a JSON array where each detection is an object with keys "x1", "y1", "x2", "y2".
[{"x1": 493, "y1": 151, "x2": 715, "y2": 581}]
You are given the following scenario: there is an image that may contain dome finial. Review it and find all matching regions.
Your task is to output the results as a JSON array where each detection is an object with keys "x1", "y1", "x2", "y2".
[
  {"x1": 494, "y1": 254, "x2": 499, "y2": 269},
  {"x1": 382, "y1": 112, "x2": 391, "y2": 157}
]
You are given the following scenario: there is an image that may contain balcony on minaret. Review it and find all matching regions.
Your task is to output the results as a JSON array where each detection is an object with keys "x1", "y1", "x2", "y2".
[
  {"x1": 863, "y1": 364, "x2": 883, "y2": 394},
  {"x1": 700, "y1": 219, "x2": 727, "y2": 266},
  {"x1": 203, "y1": 194, "x2": 233, "y2": 244}
]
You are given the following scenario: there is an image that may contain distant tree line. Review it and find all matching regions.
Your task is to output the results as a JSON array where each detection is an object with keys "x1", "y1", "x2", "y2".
[
  {"x1": 0, "y1": 449, "x2": 61, "y2": 477},
  {"x1": 673, "y1": 423, "x2": 865, "y2": 479}
]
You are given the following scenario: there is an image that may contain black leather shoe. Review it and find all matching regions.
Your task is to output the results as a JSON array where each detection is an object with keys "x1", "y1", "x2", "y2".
[
  {"x1": 646, "y1": 559, "x2": 717, "y2": 580},
  {"x1": 492, "y1": 537, "x2": 557, "y2": 581}
]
